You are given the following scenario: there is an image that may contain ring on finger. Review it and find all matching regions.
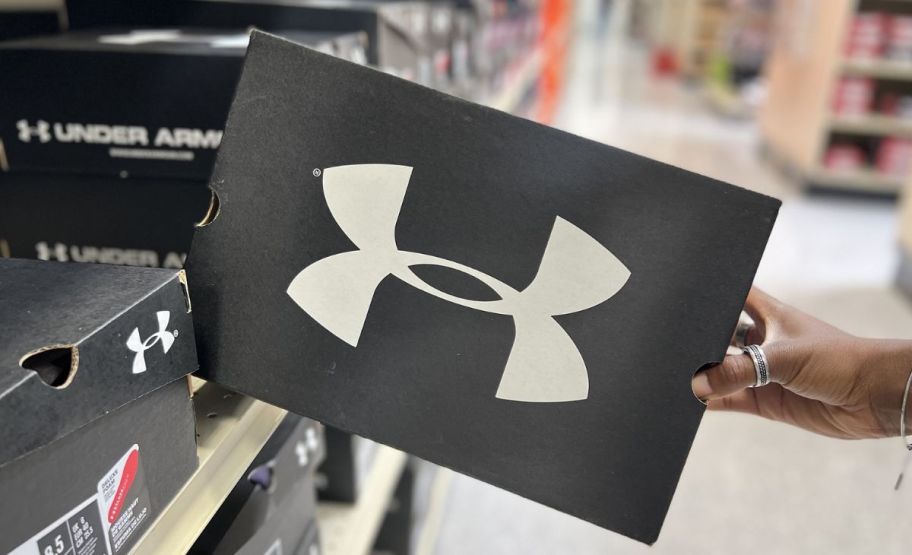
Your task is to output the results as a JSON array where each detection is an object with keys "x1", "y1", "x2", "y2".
[{"x1": 742, "y1": 344, "x2": 771, "y2": 388}]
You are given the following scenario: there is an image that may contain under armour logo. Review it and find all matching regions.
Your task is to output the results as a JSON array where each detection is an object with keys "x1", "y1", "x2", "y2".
[
  {"x1": 126, "y1": 311, "x2": 177, "y2": 374},
  {"x1": 295, "y1": 440, "x2": 310, "y2": 467},
  {"x1": 287, "y1": 165, "x2": 631, "y2": 403},
  {"x1": 16, "y1": 119, "x2": 51, "y2": 143}
]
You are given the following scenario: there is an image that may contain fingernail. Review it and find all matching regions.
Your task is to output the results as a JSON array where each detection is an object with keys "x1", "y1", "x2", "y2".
[{"x1": 692, "y1": 371, "x2": 713, "y2": 400}]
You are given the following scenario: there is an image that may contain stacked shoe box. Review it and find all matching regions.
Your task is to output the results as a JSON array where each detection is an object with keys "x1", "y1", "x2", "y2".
[
  {"x1": 0, "y1": 7, "x2": 62, "y2": 41},
  {"x1": 191, "y1": 414, "x2": 326, "y2": 554},
  {"x1": 0, "y1": 258, "x2": 199, "y2": 555},
  {"x1": 176, "y1": 0, "x2": 440, "y2": 86},
  {"x1": 0, "y1": 27, "x2": 367, "y2": 268}
]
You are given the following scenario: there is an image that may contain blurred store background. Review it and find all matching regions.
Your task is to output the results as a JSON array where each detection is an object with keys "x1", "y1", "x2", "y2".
[{"x1": 2, "y1": 0, "x2": 912, "y2": 553}]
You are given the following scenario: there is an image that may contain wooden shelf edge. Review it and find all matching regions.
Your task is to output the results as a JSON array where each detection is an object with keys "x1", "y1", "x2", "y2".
[
  {"x1": 829, "y1": 114, "x2": 912, "y2": 137},
  {"x1": 761, "y1": 139, "x2": 903, "y2": 195},
  {"x1": 807, "y1": 169, "x2": 903, "y2": 194},
  {"x1": 842, "y1": 58, "x2": 912, "y2": 80}
]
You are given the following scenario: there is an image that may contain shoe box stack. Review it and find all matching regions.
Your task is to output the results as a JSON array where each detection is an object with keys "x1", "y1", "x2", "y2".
[
  {"x1": 191, "y1": 414, "x2": 326, "y2": 554},
  {"x1": 0, "y1": 0, "x2": 550, "y2": 269},
  {"x1": 0, "y1": 258, "x2": 199, "y2": 554},
  {"x1": 0, "y1": 25, "x2": 366, "y2": 267},
  {"x1": 0, "y1": 2, "x2": 553, "y2": 551},
  {"x1": 176, "y1": 0, "x2": 438, "y2": 86},
  {"x1": 0, "y1": 6, "x2": 62, "y2": 41}
]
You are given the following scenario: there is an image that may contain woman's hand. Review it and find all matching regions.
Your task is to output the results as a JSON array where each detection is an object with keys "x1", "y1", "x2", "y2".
[{"x1": 691, "y1": 288, "x2": 912, "y2": 439}]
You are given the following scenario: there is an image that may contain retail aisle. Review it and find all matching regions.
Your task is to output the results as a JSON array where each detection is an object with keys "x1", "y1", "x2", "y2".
[{"x1": 433, "y1": 20, "x2": 912, "y2": 555}]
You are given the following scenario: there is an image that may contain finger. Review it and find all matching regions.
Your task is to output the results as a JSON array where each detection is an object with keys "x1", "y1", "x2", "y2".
[
  {"x1": 706, "y1": 383, "x2": 786, "y2": 415},
  {"x1": 706, "y1": 388, "x2": 759, "y2": 414},
  {"x1": 741, "y1": 287, "x2": 781, "y2": 343},
  {"x1": 692, "y1": 353, "x2": 757, "y2": 401},
  {"x1": 693, "y1": 341, "x2": 799, "y2": 401},
  {"x1": 708, "y1": 385, "x2": 866, "y2": 439}
]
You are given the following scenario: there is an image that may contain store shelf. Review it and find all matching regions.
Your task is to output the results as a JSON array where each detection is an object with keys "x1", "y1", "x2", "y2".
[
  {"x1": 807, "y1": 168, "x2": 904, "y2": 194},
  {"x1": 829, "y1": 114, "x2": 912, "y2": 137},
  {"x1": 486, "y1": 48, "x2": 543, "y2": 113},
  {"x1": 133, "y1": 383, "x2": 287, "y2": 555},
  {"x1": 317, "y1": 445, "x2": 408, "y2": 555},
  {"x1": 842, "y1": 58, "x2": 912, "y2": 80},
  {"x1": 762, "y1": 139, "x2": 903, "y2": 195}
]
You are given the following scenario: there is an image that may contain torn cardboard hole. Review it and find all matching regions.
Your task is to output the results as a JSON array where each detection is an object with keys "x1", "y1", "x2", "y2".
[
  {"x1": 195, "y1": 187, "x2": 221, "y2": 228},
  {"x1": 19, "y1": 344, "x2": 79, "y2": 388}
]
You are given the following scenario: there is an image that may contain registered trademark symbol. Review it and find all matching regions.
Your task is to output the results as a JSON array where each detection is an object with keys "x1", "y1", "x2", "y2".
[
  {"x1": 173, "y1": 329, "x2": 179, "y2": 337},
  {"x1": 313, "y1": 168, "x2": 322, "y2": 177}
]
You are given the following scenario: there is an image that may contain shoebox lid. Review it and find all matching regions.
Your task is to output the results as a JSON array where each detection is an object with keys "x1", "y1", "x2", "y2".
[
  {"x1": 0, "y1": 258, "x2": 197, "y2": 466},
  {"x1": 186, "y1": 31, "x2": 780, "y2": 544}
]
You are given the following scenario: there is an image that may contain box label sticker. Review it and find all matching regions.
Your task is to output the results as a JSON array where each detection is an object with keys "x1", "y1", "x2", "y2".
[
  {"x1": 97, "y1": 445, "x2": 152, "y2": 553},
  {"x1": 8, "y1": 445, "x2": 152, "y2": 555}
]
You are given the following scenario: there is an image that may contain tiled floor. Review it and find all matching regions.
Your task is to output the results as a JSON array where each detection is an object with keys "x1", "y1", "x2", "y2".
[{"x1": 433, "y1": 22, "x2": 912, "y2": 555}]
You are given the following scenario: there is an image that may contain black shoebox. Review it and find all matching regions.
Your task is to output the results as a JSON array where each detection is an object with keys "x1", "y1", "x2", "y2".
[
  {"x1": 177, "y1": 0, "x2": 431, "y2": 83},
  {"x1": 294, "y1": 520, "x2": 321, "y2": 555},
  {"x1": 0, "y1": 258, "x2": 198, "y2": 554},
  {"x1": 65, "y1": 0, "x2": 179, "y2": 29},
  {"x1": 186, "y1": 31, "x2": 780, "y2": 544},
  {"x1": 0, "y1": 9, "x2": 61, "y2": 41},
  {"x1": 0, "y1": 28, "x2": 366, "y2": 180},
  {"x1": 0, "y1": 173, "x2": 211, "y2": 268},
  {"x1": 191, "y1": 414, "x2": 325, "y2": 554},
  {"x1": 316, "y1": 427, "x2": 379, "y2": 503}
]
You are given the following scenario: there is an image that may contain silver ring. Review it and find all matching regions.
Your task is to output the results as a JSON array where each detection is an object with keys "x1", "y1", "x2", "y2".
[{"x1": 742, "y1": 344, "x2": 771, "y2": 387}]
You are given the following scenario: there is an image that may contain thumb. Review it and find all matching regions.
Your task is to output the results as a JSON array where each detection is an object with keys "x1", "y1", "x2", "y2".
[{"x1": 692, "y1": 352, "x2": 760, "y2": 401}]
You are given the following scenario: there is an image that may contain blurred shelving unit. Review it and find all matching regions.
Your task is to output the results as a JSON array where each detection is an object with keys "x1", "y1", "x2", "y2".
[
  {"x1": 486, "y1": 47, "x2": 543, "y2": 113},
  {"x1": 648, "y1": 0, "x2": 729, "y2": 79},
  {"x1": 759, "y1": 0, "x2": 912, "y2": 195},
  {"x1": 829, "y1": 113, "x2": 912, "y2": 137},
  {"x1": 842, "y1": 57, "x2": 912, "y2": 80}
]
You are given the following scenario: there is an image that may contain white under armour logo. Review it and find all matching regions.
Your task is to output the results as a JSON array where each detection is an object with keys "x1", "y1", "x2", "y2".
[
  {"x1": 126, "y1": 311, "x2": 178, "y2": 374},
  {"x1": 287, "y1": 165, "x2": 631, "y2": 403},
  {"x1": 16, "y1": 119, "x2": 51, "y2": 143},
  {"x1": 295, "y1": 440, "x2": 310, "y2": 466}
]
